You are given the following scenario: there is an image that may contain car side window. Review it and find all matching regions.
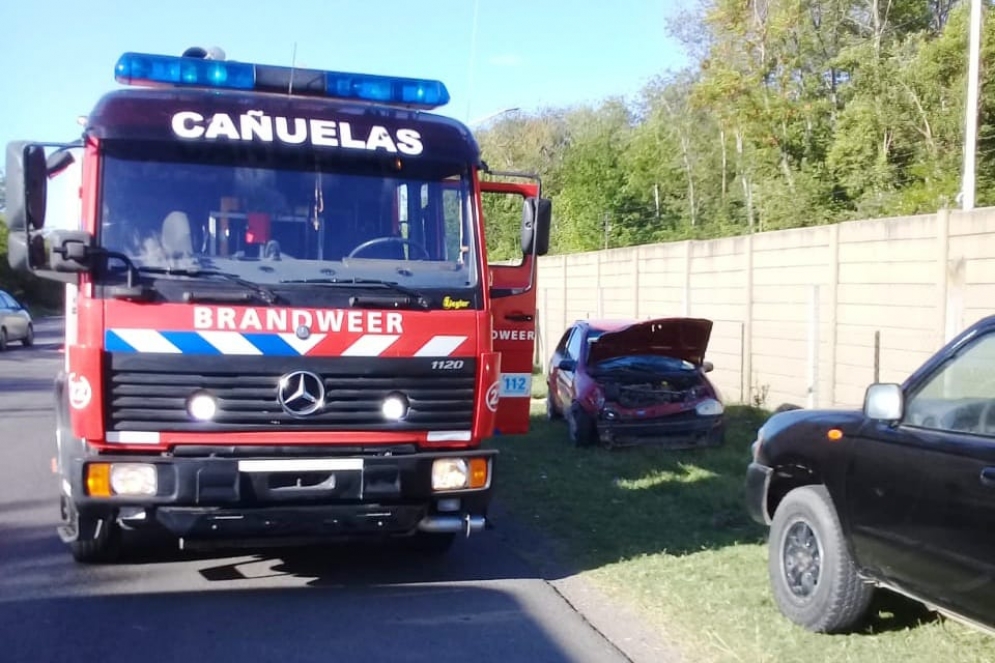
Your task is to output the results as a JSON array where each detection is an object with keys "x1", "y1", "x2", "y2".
[
  {"x1": 565, "y1": 328, "x2": 584, "y2": 361},
  {"x1": 554, "y1": 328, "x2": 572, "y2": 356},
  {"x1": 0, "y1": 292, "x2": 13, "y2": 309},
  {"x1": 904, "y1": 332, "x2": 995, "y2": 438}
]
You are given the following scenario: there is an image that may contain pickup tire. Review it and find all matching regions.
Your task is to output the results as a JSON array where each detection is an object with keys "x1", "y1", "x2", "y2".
[{"x1": 768, "y1": 485, "x2": 874, "y2": 633}]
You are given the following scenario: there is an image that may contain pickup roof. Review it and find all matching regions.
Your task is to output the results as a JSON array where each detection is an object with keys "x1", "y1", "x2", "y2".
[{"x1": 746, "y1": 314, "x2": 995, "y2": 635}]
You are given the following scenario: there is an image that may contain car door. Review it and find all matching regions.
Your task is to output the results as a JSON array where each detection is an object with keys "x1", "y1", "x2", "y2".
[
  {"x1": 555, "y1": 326, "x2": 584, "y2": 409},
  {"x1": 547, "y1": 327, "x2": 573, "y2": 410},
  {"x1": 845, "y1": 331, "x2": 995, "y2": 624}
]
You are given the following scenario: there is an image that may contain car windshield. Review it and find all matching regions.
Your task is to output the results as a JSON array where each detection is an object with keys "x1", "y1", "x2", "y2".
[{"x1": 96, "y1": 143, "x2": 478, "y2": 290}]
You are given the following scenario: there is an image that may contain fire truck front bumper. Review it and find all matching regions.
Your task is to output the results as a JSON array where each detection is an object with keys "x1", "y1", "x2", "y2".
[{"x1": 67, "y1": 449, "x2": 495, "y2": 543}]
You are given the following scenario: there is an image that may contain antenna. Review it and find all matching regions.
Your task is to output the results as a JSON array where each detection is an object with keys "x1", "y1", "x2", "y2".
[{"x1": 288, "y1": 42, "x2": 298, "y2": 96}]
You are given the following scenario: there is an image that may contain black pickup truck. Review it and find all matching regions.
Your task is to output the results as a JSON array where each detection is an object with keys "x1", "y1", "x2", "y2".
[{"x1": 746, "y1": 314, "x2": 995, "y2": 635}]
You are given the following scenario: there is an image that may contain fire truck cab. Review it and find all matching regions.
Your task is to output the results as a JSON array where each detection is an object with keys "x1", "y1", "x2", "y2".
[{"x1": 4, "y1": 48, "x2": 550, "y2": 563}]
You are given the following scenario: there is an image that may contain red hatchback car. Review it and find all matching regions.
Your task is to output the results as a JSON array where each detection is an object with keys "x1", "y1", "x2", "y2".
[{"x1": 545, "y1": 317, "x2": 725, "y2": 449}]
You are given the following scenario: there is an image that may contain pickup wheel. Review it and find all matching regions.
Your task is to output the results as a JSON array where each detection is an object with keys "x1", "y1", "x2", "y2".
[{"x1": 768, "y1": 485, "x2": 874, "y2": 633}]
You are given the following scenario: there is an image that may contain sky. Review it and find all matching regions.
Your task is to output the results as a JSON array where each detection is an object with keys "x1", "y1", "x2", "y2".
[{"x1": 0, "y1": 0, "x2": 692, "y2": 152}]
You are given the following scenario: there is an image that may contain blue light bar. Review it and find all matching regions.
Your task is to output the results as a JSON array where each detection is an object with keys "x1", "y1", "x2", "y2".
[
  {"x1": 114, "y1": 52, "x2": 450, "y2": 110},
  {"x1": 115, "y1": 52, "x2": 255, "y2": 90},
  {"x1": 325, "y1": 72, "x2": 450, "y2": 108}
]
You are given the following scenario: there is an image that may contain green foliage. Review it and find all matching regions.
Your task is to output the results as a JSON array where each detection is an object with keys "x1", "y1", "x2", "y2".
[{"x1": 476, "y1": 0, "x2": 988, "y2": 256}]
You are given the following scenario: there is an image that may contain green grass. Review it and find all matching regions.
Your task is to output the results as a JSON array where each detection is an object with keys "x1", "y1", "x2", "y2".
[{"x1": 484, "y1": 398, "x2": 995, "y2": 663}]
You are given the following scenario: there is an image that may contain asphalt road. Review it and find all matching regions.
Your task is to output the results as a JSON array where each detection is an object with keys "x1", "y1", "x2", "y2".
[{"x1": 0, "y1": 318, "x2": 671, "y2": 663}]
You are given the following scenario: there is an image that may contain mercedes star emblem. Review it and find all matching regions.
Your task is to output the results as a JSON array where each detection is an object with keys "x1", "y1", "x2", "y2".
[{"x1": 277, "y1": 370, "x2": 325, "y2": 416}]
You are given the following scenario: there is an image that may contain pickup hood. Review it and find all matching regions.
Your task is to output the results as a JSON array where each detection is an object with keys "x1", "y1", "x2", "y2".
[{"x1": 588, "y1": 317, "x2": 713, "y2": 366}]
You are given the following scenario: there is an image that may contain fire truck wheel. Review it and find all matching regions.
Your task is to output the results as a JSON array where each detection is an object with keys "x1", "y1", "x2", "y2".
[
  {"x1": 403, "y1": 532, "x2": 456, "y2": 555},
  {"x1": 63, "y1": 507, "x2": 122, "y2": 564}
]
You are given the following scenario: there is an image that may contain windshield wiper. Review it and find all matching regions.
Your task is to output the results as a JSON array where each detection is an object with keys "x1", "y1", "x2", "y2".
[
  {"x1": 138, "y1": 267, "x2": 280, "y2": 304},
  {"x1": 278, "y1": 277, "x2": 429, "y2": 309}
]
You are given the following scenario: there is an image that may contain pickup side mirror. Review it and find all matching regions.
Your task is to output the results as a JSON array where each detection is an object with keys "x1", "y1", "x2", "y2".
[
  {"x1": 557, "y1": 358, "x2": 577, "y2": 372},
  {"x1": 521, "y1": 197, "x2": 552, "y2": 257},
  {"x1": 863, "y1": 383, "x2": 904, "y2": 421},
  {"x1": 702, "y1": 360, "x2": 714, "y2": 373}
]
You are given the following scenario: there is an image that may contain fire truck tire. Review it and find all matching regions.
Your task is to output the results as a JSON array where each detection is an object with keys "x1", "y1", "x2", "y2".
[
  {"x1": 69, "y1": 525, "x2": 121, "y2": 564},
  {"x1": 64, "y1": 509, "x2": 122, "y2": 564}
]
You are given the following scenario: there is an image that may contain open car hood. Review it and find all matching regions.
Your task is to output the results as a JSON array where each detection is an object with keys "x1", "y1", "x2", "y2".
[{"x1": 587, "y1": 317, "x2": 714, "y2": 366}]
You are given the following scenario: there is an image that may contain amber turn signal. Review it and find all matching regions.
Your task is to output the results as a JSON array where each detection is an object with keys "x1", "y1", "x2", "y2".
[
  {"x1": 827, "y1": 428, "x2": 844, "y2": 441},
  {"x1": 86, "y1": 463, "x2": 112, "y2": 497},
  {"x1": 469, "y1": 458, "x2": 489, "y2": 489}
]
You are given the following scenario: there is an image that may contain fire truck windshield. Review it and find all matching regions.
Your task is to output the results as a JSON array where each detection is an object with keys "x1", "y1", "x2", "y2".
[{"x1": 97, "y1": 147, "x2": 478, "y2": 292}]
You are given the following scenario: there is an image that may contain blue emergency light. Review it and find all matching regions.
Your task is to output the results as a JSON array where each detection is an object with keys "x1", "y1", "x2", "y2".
[{"x1": 114, "y1": 51, "x2": 451, "y2": 110}]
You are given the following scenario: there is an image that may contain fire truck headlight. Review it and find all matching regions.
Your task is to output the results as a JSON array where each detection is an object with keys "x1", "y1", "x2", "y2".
[
  {"x1": 381, "y1": 394, "x2": 408, "y2": 421},
  {"x1": 432, "y1": 458, "x2": 469, "y2": 491},
  {"x1": 187, "y1": 392, "x2": 218, "y2": 421},
  {"x1": 110, "y1": 464, "x2": 157, "y2": 496},
  {"x1": 431, "y1": 458, "x2": 489, "y2": 491}
]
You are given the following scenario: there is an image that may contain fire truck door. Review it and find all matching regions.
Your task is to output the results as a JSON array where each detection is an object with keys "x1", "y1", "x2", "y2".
[{"x1": 480, "y1": 181, "x2": 542, "y2": 435}]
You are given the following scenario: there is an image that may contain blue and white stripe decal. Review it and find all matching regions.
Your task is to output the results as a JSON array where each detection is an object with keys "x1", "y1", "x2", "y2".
[{"x1": 105, "y1": 329, "x2": 326, "y2": 356}]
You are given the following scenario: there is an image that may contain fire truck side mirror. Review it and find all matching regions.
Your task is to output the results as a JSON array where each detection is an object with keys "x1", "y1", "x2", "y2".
[
  {"x1": 521, "y1": 197, "x2": 551, "y2": 257},
  {"x1": 5, "y1": 141, "x2": 48, "y2": 233},
  {"x1": 48, "y1": 231, "x2": 97, "y2": 274}
]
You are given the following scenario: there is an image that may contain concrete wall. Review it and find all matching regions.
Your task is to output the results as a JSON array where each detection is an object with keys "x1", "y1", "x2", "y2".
[{"x1": 533, "y1": 207, "x2": 995, "y2": 409}]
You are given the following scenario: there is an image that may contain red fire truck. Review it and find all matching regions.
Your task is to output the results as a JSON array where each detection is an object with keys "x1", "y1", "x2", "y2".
[{"x1": 5, "y1": 47, "x2": 550, "y2": 563}]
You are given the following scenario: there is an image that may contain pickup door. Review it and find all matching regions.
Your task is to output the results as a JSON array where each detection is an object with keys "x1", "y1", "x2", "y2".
[{"x1": 845, "y1": 329, "x2": 995, "y2": 625}]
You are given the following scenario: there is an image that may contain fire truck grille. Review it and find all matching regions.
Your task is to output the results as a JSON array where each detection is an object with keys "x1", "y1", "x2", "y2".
[{"x1": 105, "y1": 355, "x2": 477, "y2": 433}]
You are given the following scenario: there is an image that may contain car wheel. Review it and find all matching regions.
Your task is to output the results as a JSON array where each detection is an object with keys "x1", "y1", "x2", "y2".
[
  {"x1": 0, "y1": 327, "x2": 7, "y2": 352},
  {"x1": 546, "y1": 390, "x2": 562, "y2": 421},
  {"x1": 768, "y1": 485, "x2": 874, "y2": 633},
  {"x1": 567, "y1": 402, "x2": 596, "y2": 447},
  {"x1": 22, "y1": 324, "x2": 34, "y2": 347}
]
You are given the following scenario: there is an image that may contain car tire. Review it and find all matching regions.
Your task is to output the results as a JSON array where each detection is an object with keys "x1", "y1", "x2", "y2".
[
  {"x1": 546, "y1": 390, "x2": 562, "y2": 421},
  {"x1": 22, "y1": 324, "x2": 34, "y2": 347},
  {"x1": 768, "y1": 485, "x2": 874, "y2": 633},
  {"x1": 0, "y1": 327, "x2": 7, "y2": 352},
  {"x1": 567, "y1": 402, "x2": 596, "y2": 447}
]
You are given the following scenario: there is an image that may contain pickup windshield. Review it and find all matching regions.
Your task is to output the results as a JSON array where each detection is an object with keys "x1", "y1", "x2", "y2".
[{"x1": 96, "y1": 144, "x2": 478, "y2": 291}]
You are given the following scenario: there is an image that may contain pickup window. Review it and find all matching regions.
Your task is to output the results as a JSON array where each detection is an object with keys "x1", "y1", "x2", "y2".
[{"x1": 904, "y1": 332, "x2": 995, "y2": 438}]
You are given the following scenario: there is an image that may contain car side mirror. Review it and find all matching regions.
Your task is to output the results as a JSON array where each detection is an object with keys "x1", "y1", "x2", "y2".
[
  {"x1": 863, "y1": 383, "x2": 904, "y2": 421},
  {"x1": 557, "y1": 358, "x2": 576, "y2": 372},
  {"x1": 521, "y1": 197, "x2": 551, "y2": 257},
  {"x1": 702, "y1": 360, "x2": 714, "y2": 373}
]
